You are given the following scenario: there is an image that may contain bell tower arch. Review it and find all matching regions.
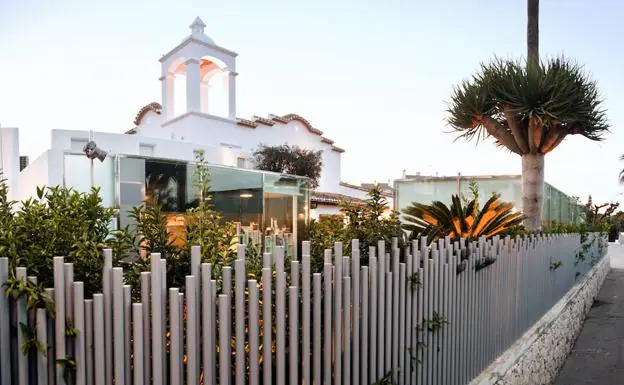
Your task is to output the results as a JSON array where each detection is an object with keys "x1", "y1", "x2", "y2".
[{"x1": 159, "y1": 17, "x2": 238, "y2": 121}]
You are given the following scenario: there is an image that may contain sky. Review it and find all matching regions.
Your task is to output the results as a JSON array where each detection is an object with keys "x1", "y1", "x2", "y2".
[{"x1": 1, "y1": 0, "x2": 623, "y2": 205}]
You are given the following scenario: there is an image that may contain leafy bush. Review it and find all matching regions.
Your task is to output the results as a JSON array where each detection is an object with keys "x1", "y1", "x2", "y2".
[
  {"x1": 0, "y1": 181, "x2": 123, "y2": 297},
  {"x1": 308, "y1": 185, "x2": 403, "y2": 267}
]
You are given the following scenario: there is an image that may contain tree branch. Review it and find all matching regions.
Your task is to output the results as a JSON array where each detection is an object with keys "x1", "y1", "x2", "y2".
[
  {"x1": 539, "y1": 123, "x2": 567, "y2": 154},
  {"x1": 504, "y1": 109, "x2": 530, "y2": 153},
  {"x1": 482, "y1": 117, "x2": 523, "y2": 155},
  {"x1": 527, "y1": 117, "x2": 542, "y2": 153}
]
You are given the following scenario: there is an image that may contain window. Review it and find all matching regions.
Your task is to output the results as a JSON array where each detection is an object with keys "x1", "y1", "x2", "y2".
[
  {"x1": 70, "y1": 139, "x2": 88, "y2": 152},
  {"x1": 139, "y1": 144, "x2": 154, "y2": 156},
  {"x1": 237, "y1": 157, "x2": 246, "y2": 168}
]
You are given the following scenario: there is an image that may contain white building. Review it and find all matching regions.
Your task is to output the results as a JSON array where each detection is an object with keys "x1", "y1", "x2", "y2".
[{"x1": 1, "y1": 17, "x2": 391, "y2": 217}]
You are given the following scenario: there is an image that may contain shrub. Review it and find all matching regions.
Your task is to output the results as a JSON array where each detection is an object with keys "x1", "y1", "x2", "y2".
[
  {"x1": 308, "y1": 185, "x2": 403, "y2": 266},
  {"x1": 0, "y1": 181, "x2": 122, "y2": 297}
]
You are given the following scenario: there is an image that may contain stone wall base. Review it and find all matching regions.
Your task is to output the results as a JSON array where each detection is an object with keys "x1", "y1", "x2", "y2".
[{"x1": 469, "y1": 250, "x2": 611, "y2": 385}]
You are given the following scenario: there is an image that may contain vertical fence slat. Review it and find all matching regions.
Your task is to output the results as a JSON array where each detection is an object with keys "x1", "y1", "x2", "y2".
[
  {"x1": 276, "y1": 247, "x2": 286, "y2": 385},
  {"x1": 73, "y1": 282, "x2": 86, "y2": 385},
  {"x1": 201, "y1": 264, "x2": 215, "y2": 385},
  {"x1": 85, "y1": 299, "x2": 94, "y2": 385},
  {"x1": 15, "y1": 267, "x2": 28, "y2": 385},
  {"x1": 234, "y1": 260, "x2": 245, "y2": 385},
  {"x1": 133, "y1": 303, "x2": 144, "y2": 385},
  {"x1": 399, "y1": 263, "x2": 406, "y2": 385},
  {"x1": 93, "y1": 294, "x2": 105, "y2": 385},
  {"x1": 219, "y1": 295, "x2": 231, "y2": 385},
  {"x1": 405, "y1": 250, "x2": 413, "y2": 385},
  {"x1": 377, "y1": 243, "x2": 385, "y2": 380},
  {"x1": 261, "y1": 267, "x2": 272, "y2": 385},
  {"x1": 112, "y1": 267, "x2": 125, "y2": 385},
  {"x1": 36, "y1": 308, "x2": 48, "y2": 385},
  {"x1": 248, "y1": 280, "x2": 259, "y2": 385},
  {"x1": 123, "y1": 285, "x2": 131, "y2": 385},
  {"x1": 313, "y1": 273, "x2": 322, "y2": 385},
  {"x1": 0, "y1": 258, "x2": 10, "y2": 385},
  {"x1": 369, "y1": 257, "x2": 378, "y2": 382},
  {"x1": 169, "y1": 289, "x2": 181, "y2": 385},
  {"x1": 361, "y1": 266, "x2": 369, "y2": 385},
  {"x1": 352, "y1": 240, "x2": 361, "y2": 385},
  {"x1": 385, "y1": 270, "x2": 392, "y2": 376},
  {"x1": 333, "y1": 242, "x2": 343, "y2": 385},
  {"x1": 102, "y1": 250, "x2": 113, "y2": 385},
  {"x1": 140, "y1": 272, "x2": 151, "y2": 385},
  {"x1": 343, "y1": 276, "x2": 351, "y2": 385},
  {"x1": 302, "y1": 254, "x2": 311, "y2": 385},
  {"x1": 392, "y1": 249, "x2": 400, "y2": 385},
  {"x1": 187, "y1": 275, "x2": 199, "y2": 385},
  {"x1": 323, "y1": 262, "x2": 332, "y2": 385},
  {"x1": 191, "y1": 245, "x2": 201, "y2": 368},
  {"x1": 150, "y1": 253, "x2": 163, "y2": 385},
  {"x1": 54, "y1": 257, "x2": 66, "y2": 385},
  {"x1": 289, "y1": 286, "x2": 299, "y2": 385},
  {"x1": 160, "y1": 258, "x2": 167, "y2": 383}
]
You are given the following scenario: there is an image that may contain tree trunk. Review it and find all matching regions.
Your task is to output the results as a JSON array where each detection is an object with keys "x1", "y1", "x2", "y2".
[
  {"x1": 527, "y1": 0, "x2": 539, "y2": 67},
  {"x1": 522, "y1": 153, "x2": 545, "y2": 231}
]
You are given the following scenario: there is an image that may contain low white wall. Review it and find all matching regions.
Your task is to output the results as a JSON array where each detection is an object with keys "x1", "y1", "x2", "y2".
[{"x1": 469, "y1": 245, "x2": 614, "y2": 385}]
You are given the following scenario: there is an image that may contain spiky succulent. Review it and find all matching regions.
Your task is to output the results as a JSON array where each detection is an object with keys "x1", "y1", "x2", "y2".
[{"x1": 401, "y1": 194, "x2": 524, "y2": 242}]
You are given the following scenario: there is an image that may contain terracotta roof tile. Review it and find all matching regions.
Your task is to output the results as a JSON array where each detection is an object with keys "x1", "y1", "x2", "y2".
[
  {"x1": 252, "y1": 116, "x2": 275, "y2": 126},
  {"x1": 311, "y1": 191, "x2": 364, "y2": 205},
  {"x1": 133, "y1": 102, "x2": 162, "y2": 126},
  {"x1": 236, "y1": 118, "x2": 258, "y2": 128}
]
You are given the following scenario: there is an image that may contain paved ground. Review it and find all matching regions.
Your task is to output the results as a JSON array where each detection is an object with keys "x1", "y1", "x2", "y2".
[{"x1": 554, "y1": 250, "x2": 624, "y2": 385}]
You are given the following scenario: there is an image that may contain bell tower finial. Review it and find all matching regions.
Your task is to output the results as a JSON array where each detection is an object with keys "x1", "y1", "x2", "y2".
[{"x1": 190, "y1": 17, "x2": 206, "y2": 36}]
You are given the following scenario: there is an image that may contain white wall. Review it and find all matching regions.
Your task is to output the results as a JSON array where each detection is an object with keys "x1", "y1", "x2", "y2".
[
  {"x1": 137, "y1": 114, "x2": 343, "y2": 193},
  {"x1": 0, "y1": 126, "x2": 20, "y2": 200},
  {"x1": 14, "y1": 149, "x2": 63, "y2": 203},
  {"x1": 50, "y1": 129, "x2": 246, "y2": 167}
]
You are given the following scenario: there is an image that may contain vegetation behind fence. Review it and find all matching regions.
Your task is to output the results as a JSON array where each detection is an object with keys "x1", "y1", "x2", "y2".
[{"x1": 0, "y1": 232, "x2": 608, "y2": 385}]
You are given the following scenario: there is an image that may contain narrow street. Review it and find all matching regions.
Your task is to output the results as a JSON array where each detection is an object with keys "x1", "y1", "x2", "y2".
[{"x1": 555, "y1": 251, "x2": 624, "y2": 384}]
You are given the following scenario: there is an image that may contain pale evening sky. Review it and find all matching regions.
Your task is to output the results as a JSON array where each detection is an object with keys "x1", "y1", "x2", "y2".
[{"x1": 0, "y1": 0, "x2": 622, "y2": 205}]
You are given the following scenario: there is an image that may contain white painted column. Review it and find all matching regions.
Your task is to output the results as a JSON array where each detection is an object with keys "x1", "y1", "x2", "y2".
[
  {"x1": 227, "y1": 69, "x2": 237, "y2": 119},
  {"x1": 185, "y1": 58, "x2": 201, "y2": 113},
  {"x1": 160, "y1": 73, "x2": 175, "y2": 120},
  {"x1": 200, "y1": 80, "x2": 210, "y2": 114}
]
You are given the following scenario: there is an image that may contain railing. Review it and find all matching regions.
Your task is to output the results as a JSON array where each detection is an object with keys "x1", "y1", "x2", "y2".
[{"x1": 0, "y1": 232, "x2": 607, "y2": 385}]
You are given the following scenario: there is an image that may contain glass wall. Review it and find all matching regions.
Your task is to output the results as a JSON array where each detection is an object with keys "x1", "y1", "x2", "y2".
[
  {"x1": 395, "y1": 176, "x2": 522, "y2": 213},
  {"x1": 63, "y1": 154, "x2": 310, "y2": 257},
  {"x1": 395, "y1": 176, "x2": 580, "y2": 224}
]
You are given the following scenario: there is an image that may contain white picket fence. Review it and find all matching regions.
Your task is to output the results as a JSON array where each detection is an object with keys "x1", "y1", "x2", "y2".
[{"x1": 0, "y1": 233, "x2": 607, "y2": 385}]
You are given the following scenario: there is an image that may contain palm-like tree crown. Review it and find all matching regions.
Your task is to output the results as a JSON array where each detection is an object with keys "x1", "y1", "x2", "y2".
[{"x1": 447, "y1": 56, "x2": 609, "y2": 154}]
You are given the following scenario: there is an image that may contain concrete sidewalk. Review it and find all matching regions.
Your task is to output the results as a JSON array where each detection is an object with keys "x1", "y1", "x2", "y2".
[{"x1": 554, "y1": 250, "x2": 624, "y2": 385}]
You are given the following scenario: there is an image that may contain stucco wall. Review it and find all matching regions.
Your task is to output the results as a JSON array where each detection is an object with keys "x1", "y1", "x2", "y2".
[
  {"x1": 0, "y1": 126, "x2": 20, "y2": 200},
  {"x1": 14, "y1": 149, "x2": 63, "y2": 203},
  {"x1": 138, "y1": 114, "x2": 343, "y2": 193},
  {"x1": 469, "y1": 248, "x2": 612, "y2": 385},
  {"x1": 50, "y1": 129, "x2": 245, "y2": 167}
]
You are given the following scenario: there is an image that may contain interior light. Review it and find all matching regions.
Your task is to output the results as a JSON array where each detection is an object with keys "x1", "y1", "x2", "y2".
[{"x1": 240, "y1": 193, "x2": 253, "y2": 198}]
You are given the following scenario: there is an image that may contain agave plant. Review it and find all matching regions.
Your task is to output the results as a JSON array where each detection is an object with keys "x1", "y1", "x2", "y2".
[{"x1": 401, "y1": 194, "x2": 524, "y2": 242}]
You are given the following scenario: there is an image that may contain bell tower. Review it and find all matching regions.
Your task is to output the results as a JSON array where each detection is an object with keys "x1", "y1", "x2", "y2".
[{"x1": 159, "y1": 17, "x2": 238, "y2": 121}]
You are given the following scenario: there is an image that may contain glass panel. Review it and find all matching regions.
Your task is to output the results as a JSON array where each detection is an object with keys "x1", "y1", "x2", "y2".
[
  {"x1": 263, "y1": 173, "x2": 310, "y2": 258},
  {"x1": 114, "y1": 155, "x2": 310, "y2": 255}
]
